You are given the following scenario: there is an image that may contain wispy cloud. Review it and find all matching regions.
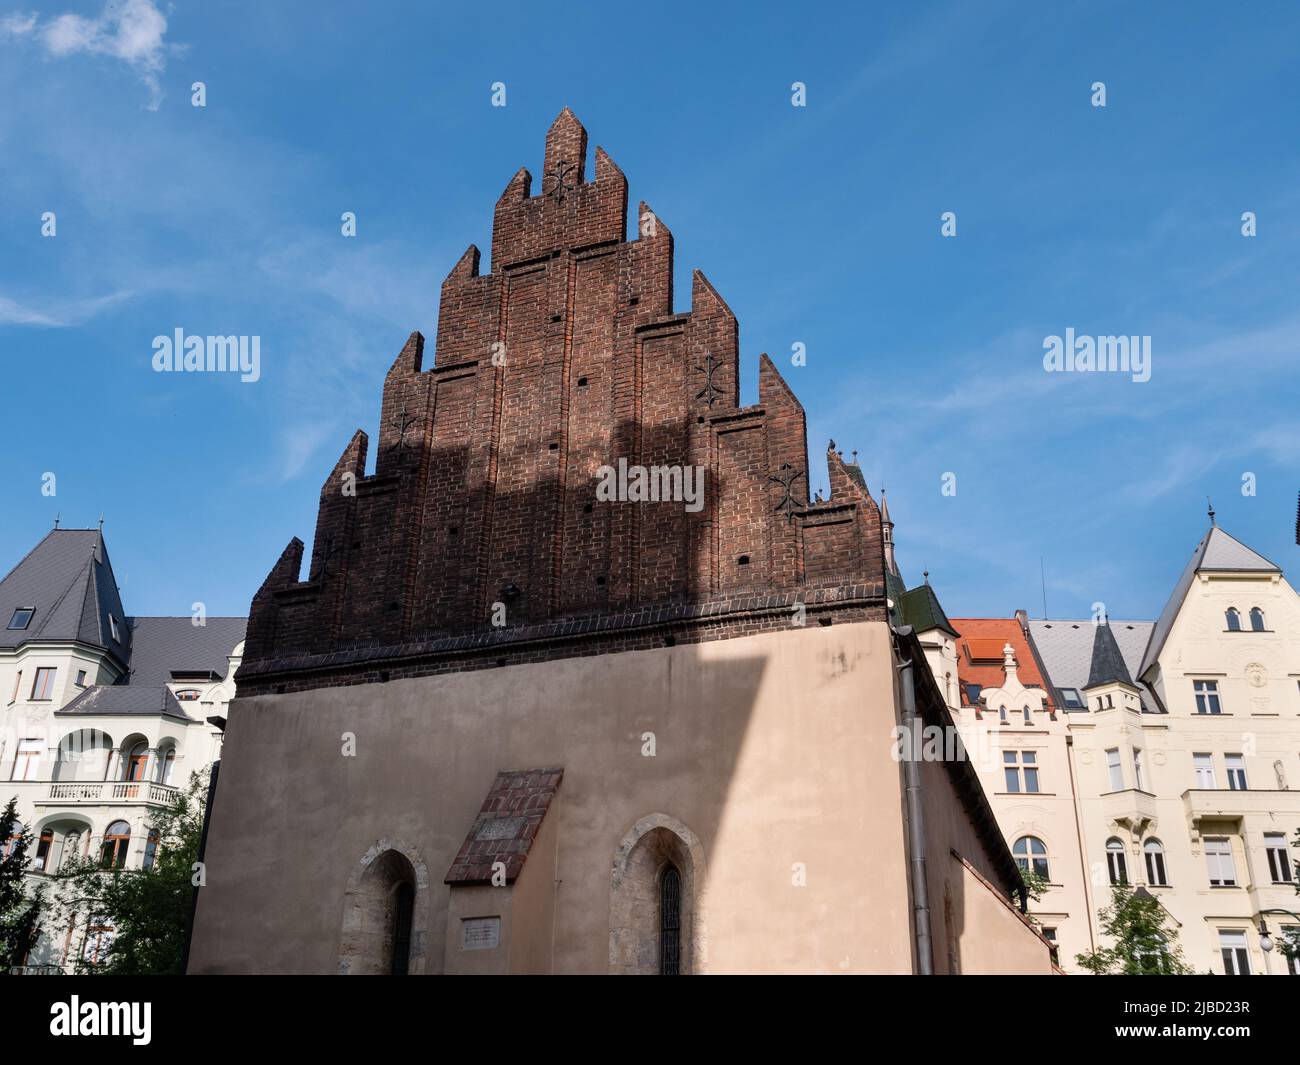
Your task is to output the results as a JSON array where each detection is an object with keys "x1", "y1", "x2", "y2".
[
  {"x1": 2, "y1": 0, "x2": 175, "y2": 110},
  {"x1": 0, "y1": 289, "x2": 134, "y2": 327}
]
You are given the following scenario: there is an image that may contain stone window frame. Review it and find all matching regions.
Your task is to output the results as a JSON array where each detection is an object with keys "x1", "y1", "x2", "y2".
[
  {"x1": 608, "y1": 814, "x2": 707, "y2": 975},
  {"x1": 337, "y1": 837, "x2": 431, "y2": 975}
]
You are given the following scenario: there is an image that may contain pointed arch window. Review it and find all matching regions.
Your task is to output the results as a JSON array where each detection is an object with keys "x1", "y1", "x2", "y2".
[
  {"x1": 1250, "y1": 607, "x2": 1266, "y2": 632},
  {"x1": 1226, "y1": 607, "x2": 1241, "y2": 631},
  {"x1": 660, "y1": 865, "x2": 682, "y2": 975}
]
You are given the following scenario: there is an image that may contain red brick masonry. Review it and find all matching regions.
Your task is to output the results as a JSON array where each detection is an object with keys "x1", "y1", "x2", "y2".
[
  {"x1": 239, "y1": 110, "x2": 888, "y2": 695},
  {"x1": 444, "y1": 768, "x2": 564, "y2": 885}
]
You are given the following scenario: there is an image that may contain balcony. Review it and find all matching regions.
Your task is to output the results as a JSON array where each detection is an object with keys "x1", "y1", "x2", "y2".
[
  {"x1": 32, "y1": 780, "x2": 179, "y2": 807},
  {"x1": 1103, "y1": 788, "x2": 1159, "y2": 831},
  {"x1": 1182, "y1": 788, "x2": 1290, "y2": 829}
]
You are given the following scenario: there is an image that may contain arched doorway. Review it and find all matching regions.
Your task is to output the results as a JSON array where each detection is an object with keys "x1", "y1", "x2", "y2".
[{"x1": 338, "y1": 838, "x2": 430, "y2": 975}]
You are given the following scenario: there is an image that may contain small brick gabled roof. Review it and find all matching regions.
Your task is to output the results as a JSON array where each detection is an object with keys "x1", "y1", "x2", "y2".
[{"x1": 444, "y1": 768, "x2": 563, "y2": 885}]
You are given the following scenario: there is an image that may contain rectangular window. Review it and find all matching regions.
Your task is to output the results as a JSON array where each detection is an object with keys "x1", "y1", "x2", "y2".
[
  {"x1": 30, "y1": 667, "x2": 55, "y2": 701},
  {"x1": 1002, "y1": 751, "x2": 1040, "y2": 793},
  {"x1": 75, "y1": 669, "x2": 87, "y2": 687},
  {"x1": 1194, "y1": 679, "x2": 1222, "y2": 714},
  {"x1": 8, "y1": 670, "x2": 20, "y2": 703},
  {"x1": 1106, "y1": 748, "x2": 1124, "y2": 791},
  {"x1": 6, "y1": 607, "x2": 33, "y2": 630},
  {"x1": 1266, "y1": 833, "x2": 1293, "y2": 883},
  {"x1": 32, "y1": 830, "x2": 52, "y2": 873},
  {"x1": 11, "y1": 738, "x2": 42, "y2": 781},
  {"x1": 1225, "y1": 754, "x2": 1247, "y2": 791},
  {"x1": 1220, "y1": 930, "x2": 1250, "y2": 975},
  {"x1": 108, "y1": 614, "x2": 119, "y2": 642},
  {"x1": 1194, "y1": 753, "x2": 1216, "y2": 789},
  {"x1": 1133, "y1": 748, "x2": 1145, "y2": 791},
  {"x1": 1206, "y1": 838, "x2": 1237, "y2": 887}
]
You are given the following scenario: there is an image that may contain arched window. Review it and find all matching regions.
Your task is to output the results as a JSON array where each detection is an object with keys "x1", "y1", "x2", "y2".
[
  {"x1": 34, "y1": 829, "x2": 53, "y2": 872},
  {"x1": 1013, "y1": 836, "x2": 1049, "y2": 880},
  {"x1": 1106, "y1": 837, "x2": 1128, "y2": 885},
  {"x1": 123, "y1": 742, "x2": 148, "y2": 782},
  {"x1": 337, "y1": 842, "x2": 427, "y2": 975},
  {"x1": 100, "y1": 820, "x2": 131, "y2": 869},
  {"x1": 154, "y1": 748, "x2": 176, "y2": 785},
  {"x1": 660, "y1": 865, "x2": 682, "y2": 975},
  {"x1": 1250, "y1": 607, "x2": 1266, "y2": 632},
  {"x1": 390, "y1": 881, "x2": 414, "y2": 975},
  {"x1": 142, "y1": 829, "x2": 161, "y2": 871},
  {"x1": 2, "y1": 820, "x2": 24, "y2": 861},
  {"x1": 1226, "y1": 607, "x2": 1241, "y2": 631},
  {"x1": 609, "y1": 815, "x2": 704, "y2": 975},
  {"x1": 1144, "y1": 839, "x2": 1168, "y2": 886}
]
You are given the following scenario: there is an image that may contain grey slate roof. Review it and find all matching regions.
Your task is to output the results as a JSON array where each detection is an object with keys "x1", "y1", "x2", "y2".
[
  {"x1": 1026, "y1": 618, "x2": 1156, "y2": 712},
  {"x1": 126, "y1": 616, "x2": 245, "y2": 686},
  {"x1": 1137, "y1": 525, "x2": 1280, "y2": 681},
  {"x1": 1085, "y1": 622, "x2": 1136, "y2": 689},
  {"x1": 0, "y1": 530, "x2": 130, "y2": 667},
  {"x1": 1, "y1": 530, "x2": 245, "y2": 723},
  {"x1": 58, "y1": 684, "x2": 194, "y2": 721}
]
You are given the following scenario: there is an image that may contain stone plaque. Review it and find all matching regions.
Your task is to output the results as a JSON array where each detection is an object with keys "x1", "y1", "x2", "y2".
[
  {"x1": 477, "y1": 816, "x2": 525, "y2": 841},
  {"x1": 461, "y1": 916, "x2": 501, "y2": 951}
]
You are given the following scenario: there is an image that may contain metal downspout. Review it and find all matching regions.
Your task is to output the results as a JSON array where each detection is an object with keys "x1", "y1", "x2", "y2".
[{"x1": 894, "y1": 626, "x2": 934, "y2": 974}]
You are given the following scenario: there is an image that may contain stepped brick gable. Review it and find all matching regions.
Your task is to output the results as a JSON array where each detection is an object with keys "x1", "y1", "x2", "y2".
[{"x1": 240, "y1": 110, "x2": 887, "y2": 694}]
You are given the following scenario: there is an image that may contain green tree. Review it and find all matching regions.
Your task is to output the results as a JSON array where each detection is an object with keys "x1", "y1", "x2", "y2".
[
  {"x1": 1075, "y1": 882, "x2": 1192, "y2": 975},
  {"x1": 54, "y1": 772, "x2": 207, "y2": 975},
  {"x1": 0, "y1": 796, "x2": 45, "y2": 971}
]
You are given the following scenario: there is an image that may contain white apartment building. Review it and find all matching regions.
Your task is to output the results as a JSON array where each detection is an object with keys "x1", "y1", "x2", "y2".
[{"x1": 0, "y1": 527, "x2": 244, "y2": 970}]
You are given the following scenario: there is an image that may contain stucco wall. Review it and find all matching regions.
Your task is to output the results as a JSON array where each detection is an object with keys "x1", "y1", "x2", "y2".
[{"x1": 190, "y1": 620, "x2": 1047, "y2": 974}]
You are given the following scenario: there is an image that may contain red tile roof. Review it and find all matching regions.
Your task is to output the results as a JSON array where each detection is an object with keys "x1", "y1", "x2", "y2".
[
  {"x1": 949, "y1": 618, "x2": 1055, "y2": 710},
  {"x1": 443, "y1": 767, "x2": 563, "y2": 885}
]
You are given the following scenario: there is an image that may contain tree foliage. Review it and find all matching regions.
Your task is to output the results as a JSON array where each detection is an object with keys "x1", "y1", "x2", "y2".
[
  {"x1": 0, "y1": 795, "x2": 45, "y2": 972},
  {"x1": 53, "y1": 772, "x2": 207, "y2": 975},
  {"x1": 1075, "y1": 881, "x2": 1192, "y2": 975}
]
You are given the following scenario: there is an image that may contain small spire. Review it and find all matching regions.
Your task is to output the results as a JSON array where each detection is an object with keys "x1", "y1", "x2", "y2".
[
  {"x1": 97, "y1": 514, "x2": 105, "y2": 532},
  {"x1": 53, "y1": 512, "x2": 60, "y2": 529},
  {"x1": 1207, "y1": 497, "x2": 1216, "y2": 526},
  {"x1": 851, "y1": 449, "x2": 858, "y2": 464},
  {"x1": 923, "y1": 569, "x2": 930, "y2": 585}
]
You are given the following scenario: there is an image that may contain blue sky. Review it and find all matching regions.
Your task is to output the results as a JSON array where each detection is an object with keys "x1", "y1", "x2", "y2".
[{"x1": 1, "y1": 0, "x2": 1297, "y2": 622}]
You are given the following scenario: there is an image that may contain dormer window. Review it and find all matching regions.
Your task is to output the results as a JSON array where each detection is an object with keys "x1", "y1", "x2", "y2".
[
  {"x1": 1058, "y1": 688, "x2": 1084, "y2": 710},
  {"x1": 108, "y1": 614, "x2": 120, "y2": 642},
  {"x1": 6, "y1": 608, "x2": 33, "y2": 630},
  {"x1": 1225, "y1": 608, "x2": 1241, "y2": 631},
  {"x1": 175, "y1": 689, "x2": 201, "y2": 701}
]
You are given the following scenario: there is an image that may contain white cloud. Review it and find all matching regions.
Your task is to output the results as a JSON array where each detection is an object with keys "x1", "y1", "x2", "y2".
[
  {"x1": 0, "y1": 289, "x2": 134, "y2": 327},
  {"x1": 4, "y1": 0, "x2": 172, "y2": 110}
]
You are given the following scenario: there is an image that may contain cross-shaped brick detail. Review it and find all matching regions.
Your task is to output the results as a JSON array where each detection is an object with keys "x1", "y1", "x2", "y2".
[
  {"x1": 768, "y1": 463, "x2": 805, "y2": 521},
  {"x1": 544, "y1": 159, "x2": 577, "y2": 203},
  {"x1": 694, "y1": 353, "x2": 725, "y2": 408}
]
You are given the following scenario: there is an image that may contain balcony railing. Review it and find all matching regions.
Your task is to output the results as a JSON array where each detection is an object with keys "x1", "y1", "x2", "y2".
[
  {"x1": 8, "y1": 965, "x2": 65, "y2": 976},
  {"x1": 33, "y1": 780, "x2": 180, "y2": 806}
]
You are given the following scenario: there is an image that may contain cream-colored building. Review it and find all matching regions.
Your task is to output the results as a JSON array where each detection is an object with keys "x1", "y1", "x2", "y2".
[
  {"x1": 0, "y1": 527, "x2": 245, "y2": 970},
  {"x1": 914, "y1": 519, "x2": 1300, "y2": 974},
  {"x1": 1050, "y1": 521, "x2": 1300, "y2": 975}
]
